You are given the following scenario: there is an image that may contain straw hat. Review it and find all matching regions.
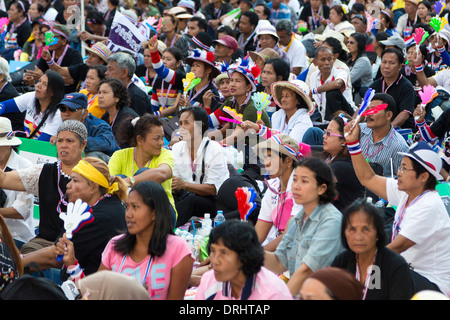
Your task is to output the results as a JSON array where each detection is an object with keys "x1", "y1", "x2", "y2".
[
  {"x1": 249, "y1": 48, "x2": 280, "y2": 64},
  {"x1": 84, "y1": 42, "x2": 112, "y2": 63},
  {"x1": 315, "y1": 29, "x2": 349, "y2": 52},
  {"x1": 254, "y1": 133, "x2": 302, "y2": 161},
  {"x1": 0, "y1": 117, "x2": 22, "y2": 146},
  {"x1": 271, "y1": 80, "x2": 315, "y2": 115}
]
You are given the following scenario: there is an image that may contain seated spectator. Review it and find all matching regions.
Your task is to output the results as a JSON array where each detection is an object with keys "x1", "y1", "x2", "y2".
[
  {"x1": 331, "y1": 198, "x2": 415, "y2": 300},
  {"x1": 1, "y1": 0, "x2": 31, "y2": 61},
  {"x1": 323, "y1": 5, "x2": 355, "y2": 42},
  {"x1": 0, "y1": 57, "x2": 21, "y2": 132},
  {"x1": 0, "y1": 213, "x2": 23, "y2": 293},
  {"x1": 40, "y1": 0, "x2": 59, "y2": 21},
  {"x1": 309, "y1": 46, "x2": 356, "y2": 125},
  {"x1": 299, "y1": 267, "x2": 363, "y2": 300},
  {"x1": 109, "y1": 114, "x2": 177, "y2": 225},
  {"x1": 106, "y1": 52, "x2": 153, "y2": 116},
  {"x1": 98, "y1": 78, "x2": 138, "y2": 144},
  {"x1": 187, "y1": 16, "x2": 208, "y2": 37},
  {"x1": 54, "y1": 92, "x2": 119, "y2": 162},
  {"x1": 213, "y1": 35, "x2": 238, "y2": 65},
  {"x1": 276, "y1": 19, "x2": 308, "y2": 76},
  {"x1": 344, "y1": 122, "x2": 450, "y2": 296},
  {"x1": 396, "y1": 0, "x2": 420, "y2": 39},
  {"x1": 28, "y1": 2, "x2": 44, "y2": 22},
  {"x1": 264, "y1": 157, "x2": 344, "y2": 296},
  {"x1": 249, "y1": 48, "x2": 280, "y2": 75},
  {"x1": 20, "y1": 17, "x2": 45, "y2": 63},
  {"x1": 253, "y1": 22, "x2": 287, "y2": 62},
  {"x1": 254, "y1": 2, "x2": 271, "y2": 21},
  {"x1": 252, "y1": 133, "x2": 302, "y2": 251},
  {"x1": 159, "y1": 11, "x2": 190, "y2": 58},
  {"x1": 236, "y1": 11, "x2": 259, "y2": 55},
  {"x1": 0, "y1": 117, "x2": 35, "y2": 248},
  {"x1": 268, "y1": 0, "x2": 291, "y2": 27},
  {"x1": 79, "y1": 65, "x2": 107, "y2": 119},
  {"x1": 369, "y1": 48, "x2": 416, "y2": 129},
  {"x1": 136, "y1": 40, "x2": 167, "y2": 90},
  {"x1": 202, "y1": 0, "x2": 233, "y2": 33},
  {"x1": 195, "y1": 220, "x2": 293, "y2": 300},
  {"x1": 298, "y1": 0, "x2": 330, "y2": 34},
  {"x1": 0, "y1": 70, "x2": 64, "y2": 141},
  {"x1": 172, "y1": 107, "x2": 229, "y2": 227},
  {"x1": 95, "y1": 181, "x2": 193, "y2": 299},
  {"x1": 378, "y1": 8, "x2": 398, "y2": 37}
]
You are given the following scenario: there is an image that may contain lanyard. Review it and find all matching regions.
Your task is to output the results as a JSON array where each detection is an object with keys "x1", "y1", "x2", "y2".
[
  {"x1": 56, "y1": 161, "x2": 69, "y2": 214},
  {"x1": 189, "y1": 82, "x2": 209, "y2": 103},
  {"x1": 391, "y1": 190, "x2": 432, "y2": 242},
  {"x1": 160, "y1": 80, "x2": 172, "y2": 109},
  {"x1": 9, "y1": 17, "x2": 27, "y2": 35},
  {"x1": 52, "y1": 45, "x2": 69, "y2": 66},
  {"x1": 280, "y1": 36, "x2": 294, "y2": 53},
  {"x1": 363, "y1": 127, "x2": 395, "y2": 159},
  {"x1": 118, "y1": 254, "x2": 153, "y2": 289},
  {"x1": 355, "y1": 250, "x2": 377, "y2": 300}
]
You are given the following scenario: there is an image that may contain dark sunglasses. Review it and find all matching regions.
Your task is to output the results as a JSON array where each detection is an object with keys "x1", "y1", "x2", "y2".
[{"x1": 59, "y1": 106, "x2": 79, "y2": 112}]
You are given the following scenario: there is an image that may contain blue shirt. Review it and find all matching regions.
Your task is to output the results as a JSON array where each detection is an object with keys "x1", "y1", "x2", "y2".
[
  {"x1": 84, "y1": 114, "x2": 120, "y2": 156},
  {"x1": 268, "y1": 2, "x2": 291, "y2": 26},
  {"x1": 274, "y1": 202, "x2": 344, "y2": 275}
]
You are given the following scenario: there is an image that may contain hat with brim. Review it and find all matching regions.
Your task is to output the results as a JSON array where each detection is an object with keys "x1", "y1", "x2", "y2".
[
  {"x1": 169, "y1": 6, "x2": 193, "y2": 19},
  {"x1": 0, "y1": 117, "x2": 22, "y2": 147},
  {"x1": 271, "y1": 80, "x2": 315, "y2": 115},
  {"x1": 84, "y1": 42, "x2": 112, "y2": 63},
  {"x1": 186, "y1": 49, "x2": 221, "y2": 78},
  {"x1": 215, "y1": 72, "x2": 229, "y2": 87},
  {"x1": 315, "y1": 29, "x2": 349, "y2": 52},
  {"x1": 228, "y1": 56, "x2": 261, "y2": 92},
  {"x1": 254, "y1": 133, "x2": 301, "y2": 161},
  {"x1": 56, "y1": 93, "x2": 88, "y2": 110},
  {"x1": 189, "y1": 32, "x2": 213, "y2": 51},
  {"x1": 249, "y1": 48, "x2": 280, "y2": 64},
  {"x1": 398, "y1": 141, "x2": 443, "y2": 180}
]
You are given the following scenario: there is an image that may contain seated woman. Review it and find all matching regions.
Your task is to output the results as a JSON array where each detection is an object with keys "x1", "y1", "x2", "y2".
[
  {"x1": 0, "y1": 120, "x2": 87, "y2": 255},
  {"x1": 79, "y1": 65, "x2": 107, "y2": 119},
  {"x1": 194, "y1": 220, "x2": 293, "y2": 300},
  {"x1": 172, "y1": 107, "x2": 229, "y2": 227},
  {"x1": 253, "y1": 133, "x2": 303, "y2": 252},
  {"x1": 0, "y1": 213, "x2": 23, "y2": 294},
  {"x1": 244, "y1": 80, "x2": 314, "y2": 144},
  {"x1": 1, "y1": 0, "x2": 31, "y2": 61},
  {"x1": 44, "y1": 157, "x2": 128, "y2": 276},
  {"x1": 60, "y1": 180, "x2": 194, "y2": 299},
  {"x1": 136, "y1": 40, "x2": 167, "y2": 90},
  {"x1": 264, "y1": 157, "x2": 344, "y2": 297},
  {"x1": 0, "y1": 117, "x2": 36, "y2": 248},
  {"x1": 0, "y1": 70, "x2": 64, "y2": 141},
  {"x1": 109, "y1": 114, "x2": 177, "y2": 226},
  {"x1": 323, "y1": 113, "x2": 364, "y2": 212},
  {"x1": 344, "y1": 120, "x2": 450, "y2": 296},
  {"x1": 298, "y1": 0, "x2": 330, "y2": 34},
  {"x1": 98, "y1": 78, "x2": 138, "y2": 146},
  {"x1": 20, "y1": 17, "x2": 45, "y2": 63},
  {"x1": 331, "y1": 198, "x2": 415, "y2": 300}
]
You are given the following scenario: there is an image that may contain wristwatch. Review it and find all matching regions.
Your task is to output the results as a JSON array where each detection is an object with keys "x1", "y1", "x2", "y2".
[{"x1": 130, "y1": 177, "x2": 135, "y2": 187}]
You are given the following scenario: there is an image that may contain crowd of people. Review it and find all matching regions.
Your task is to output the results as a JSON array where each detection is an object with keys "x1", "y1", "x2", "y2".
[{"x1": 0, "y1": 0, "x2": 448, "y2": 301}]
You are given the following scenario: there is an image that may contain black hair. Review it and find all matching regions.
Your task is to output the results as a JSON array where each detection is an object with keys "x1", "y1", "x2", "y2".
[
  {"x1": 208, "y1": 220, "x2": 264, "y2": 278},
  {"x1": 374, "y1": 31, "x2": 390, "y2": 51},
  {"x1": 293, "y1": 157, "x2": 337, "y2": 204},
  {"x1": 371, "y1": 92, "x2": 396, "y2": 115},
  {"x1": 325, "y1": 112, "x2": 352, "y2": 162},
  {"x1": 418, "y1": 0, "x2": 432, "y2": 12},
  {"x1": 178, "y1": 106, "x2": 210, "y2": 136},
  {"x1": 98, "y1": 78, "x2": 130, "y2": 110},
  {"x1": 340, "y1": 198, "x2": 388, "y2": 250},
  {"x1": 264, "y1": 58, "x2": 290, "y2": 81},
  {"x1": 381, "y1": 47, "x2": 405, "y2": 65},
  {"x1": 314, "y1": 46, "x2": 334, "y2": 59},
  {"x1": 116, "y1": 113, "x2": 163, "y2": 147},
  {"x1": 113, "y1": 181, "x2": 174, "y2": 258},
  {"x1": 330, "y1": 4, "x2": 349, "y2": 21},
  {"x1": 87, "y1": 9, "x2": 105, "y2": 24},
  {"x1": 323, "y1": 37, "x2": 347, "y2": 62},
  {"x1": 87, "y1": 65, "x2": 107, "y2": 90},
  {"x1": 255, "y1": 3, "x2": 271, "y2": 19},
  {"x1": 35, "y1": 70, "x2": 65, "y2": 117},
  {"x1": 240, "y1": 10, "x2": 259, "y2": 27},
  {"x1": 217, "y1": 25, "x2": 235, "y2": 38},
  {"x1": 348, "y1": 32, "x2": 368, "y2": 64},
  {"x1": 189, "y1": 16, "x2": 208, "y2": 31},
  {"x1": 406, "y1": 43, "x2": 428, "y2": 61},
  {"x1": 12, "y1": 0, "x2": 29, "y2": 15},
  {"x1": 412, "y1": 22, "x2": 435, "y2": 37},
  {"x1": 109, "y1": 0, "x2": 120, "y2": 7},
  {"x1": 410, "y1": 156, "x2": 438, "y2": 190}
]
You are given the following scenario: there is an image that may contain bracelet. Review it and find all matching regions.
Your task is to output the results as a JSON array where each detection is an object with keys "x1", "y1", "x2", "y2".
[
  {"x1": 66, "y1": 260, "x2": 85, "y2": 280},
  {"x1": 311, "y1": 87, "x2": 319, "y2": 95},
  {"x1": 46, "y1": 57, "x2": 55, "y2": 66},
  {"x1": 155, "y1": 111, "x2": 160, "y2": 117},
  {"x1": 414, "y1": 64, "x2": 424, "y2": 72},
  {"x1": 347, "y1": 140, "x2": 362, "y2": 155},
  {"x1": 437, "y1": 45, "x2": 445, "y2": 53}
]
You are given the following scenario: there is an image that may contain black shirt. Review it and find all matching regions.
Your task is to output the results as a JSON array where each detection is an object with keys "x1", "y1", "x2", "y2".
[
  {"x1": 0, "y1": 82, "x2": 23, "y2": 132},
  {"x1": 128, "y1": 82, "x2": 153, "y2": 116},
  {"x1": 369, "y1": 74, "x2": 416, "y2": 129},
  {"x1": 101, "y1": 106, "x2": 138, "y2": 148}
]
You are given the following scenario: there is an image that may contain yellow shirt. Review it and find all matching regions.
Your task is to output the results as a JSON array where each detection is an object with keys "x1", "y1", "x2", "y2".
[
  {"x1": 80, "y1": 89, "x2": 105, "y2": 119},
  {"x1": 108, "y1": 147, "x2": 176, "y2": 213}
]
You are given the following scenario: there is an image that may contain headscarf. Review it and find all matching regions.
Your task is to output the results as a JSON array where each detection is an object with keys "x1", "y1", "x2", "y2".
[{"x1": 72, "y1": 159, "x2": 118, "y2": 194}]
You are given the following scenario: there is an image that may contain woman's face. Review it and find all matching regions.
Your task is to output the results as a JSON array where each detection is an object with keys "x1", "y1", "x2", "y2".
[
  {"x1": 345, "y1": 210, "x2": 378, "y2": 256},
  {"x1": 162, "y1": 51, "x2": 179, "y2": 70},
  {"x1": 56, "y1": 131, "x2": 85, "y2": 165},
  {"x1": 32, "y1": 24, "x2": 41, "y2": 43},
  {"x1": 396, "y1": 156, "x2": 422, "y2": 192},
  {"x1": 143, "y1": 48, "x2": 152, "y2": 69},
  {"x1": 259, "y1": 34, "x2": 277, "y2": 49},
  {"x1": 29, "y1": 4, "x2": 41, "y2": 21},
  {"x1": 86, "y1": 52, "x2": 104, "y2": 67},
  {"x1": 417, "y1": 3, "x2": 429, "y2": 19},
  {"x1": 137, "y1": 125, "x2": 165, "y2": 156},
  {"x1": 279, "y1": 88, "x2": 298, "y2": 111},
  {"x1": 125, "y1": 190, "x2": 155, "y2": 235},
  {"x1": 292, "y1": 165, "x2": 325, "y2": 206},
  {"x1": 346, "y1": 36, "x2": 358, "y2": 55},
  {"x1": 262, "y1": 149, "x2": 283, "y2": 178},
  {"x1": 323, "y1": 120, "x2": 344, "y2": 157},
  {"x1": 35, "y1": 74, "x2": 52, "y2": 101},
  {"x1": 190, "y1": 61, "x2": 210, "y2": 79},
  {"x1": 85, "y1": 69, "x2": 101, "y2": 94},
  {"x1": 66, "y1": 171, "x2": 94, "y2": 203},
  {"x1": 406, "y1": 46, "x2": 418, "y2": 64},
  {"x1": 98, "y1": 83, "x2": 119, "y2": 110},
  {"x1": 229, "y1": 72, "x2": 251, "y2": 97},
  {"x1": 210, "y1": 239, "x2": 243, "y2": 283},
  {"x1": 329, "y1": 8, "x2": 342, "y2": 25},
  {"x1": 162, "y1": 15, "x2": 176, "y2": 33},
  {"x1": 219, "y1": 78, "x2": 231, "y2": 98},
  {"x1": 8, "y1": 4, "x2": 21, "y2": 21},
  {"x1": 261, "y1": 63, "x2": 278, "y2": 88}
]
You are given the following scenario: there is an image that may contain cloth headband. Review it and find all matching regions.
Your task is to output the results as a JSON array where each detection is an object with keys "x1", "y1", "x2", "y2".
[
  {"x1": 52, "y1": 28, "x2": 69, "y2": 40},
  {"x1": 270, "y1": 134, "x2": 301, "y2": 160},
  {"x1": 72, "y1": 160, "x2": 118, "y2": 194}
]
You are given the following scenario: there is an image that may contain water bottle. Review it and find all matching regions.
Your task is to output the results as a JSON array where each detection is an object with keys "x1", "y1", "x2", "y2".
[
  {"x1": 214, "y1": 210, "x2": 226, "y2": 227},
  {"x1": 202, "y1": 213, "x2": 212, "y2": 233},
  {"x1": 374, "y1": 198, "x2": 387, "y2": 208},
  {"x1": 407, "y1": 134, "x2": 413, "y2": 146}
]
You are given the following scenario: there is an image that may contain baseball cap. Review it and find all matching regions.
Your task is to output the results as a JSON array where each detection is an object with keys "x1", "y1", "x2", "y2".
[{"x1": 57, "y1": 93, "x2": 88, "y2": 110}]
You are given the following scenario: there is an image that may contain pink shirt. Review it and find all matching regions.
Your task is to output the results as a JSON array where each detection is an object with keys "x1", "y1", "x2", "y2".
[
  {"x1": 194, "y1": 267, "x2": 293, "y2": 300},
  {"x1": 102, "y1": 234, "x2": 194, "y2": 300}
]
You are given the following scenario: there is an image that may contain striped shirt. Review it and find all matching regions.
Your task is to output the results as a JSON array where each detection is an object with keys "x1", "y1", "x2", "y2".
[
  {"x1": 268, "y1": 2, "x2": 291, "y2": 26},
  {"x1": 359, "y1": 123, "x2": 409, "y2": 177}
]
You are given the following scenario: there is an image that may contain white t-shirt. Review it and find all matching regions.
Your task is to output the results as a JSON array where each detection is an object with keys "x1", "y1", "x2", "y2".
[
  {"x1": 280, "y1": 37, "x2": 308, "y2": 72},
  {"x1": 386, "y1": 178, "x2": 450, "y2": 295},
  {"x1": 432, "y1": 68, "x2": 450, "y2": 93},
  {"x1": 270, "y1": 108, "x2": 313, "y2": 143}
]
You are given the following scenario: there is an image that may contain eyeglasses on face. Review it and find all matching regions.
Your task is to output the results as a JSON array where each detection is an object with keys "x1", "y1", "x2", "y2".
[
  {"x1": 59, "y1": 106, "x2": 79, "y2": 112},
  {"x1": 323, "y1": 129, "x2": 344, "y2": 138},
  {"x1": 397, "y1": 166, "x2": 415, "y2": 174}
]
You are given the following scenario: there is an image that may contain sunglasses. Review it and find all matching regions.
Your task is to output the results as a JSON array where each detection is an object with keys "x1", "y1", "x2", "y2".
[
  {"x1": 59, "y1": 106, "x2": 80, "y2": 112},
  {"x1": 323, "y1": 129, "x2": 344, "y2": 138}
]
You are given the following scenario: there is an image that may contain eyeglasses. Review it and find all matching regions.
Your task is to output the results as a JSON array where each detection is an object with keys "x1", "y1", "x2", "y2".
[
  {"x1": 323, "y1": 129, "x2": 344, "y2": 138},
  {"x1": 59, "y1": 106, "x2": 79, "y2": 112},
  {"x1": 397, "y1": 166, "x2": 415, "y2": 174},
  {"x1": 347, "y1": 41, "x2": 356, "y2": 45}
]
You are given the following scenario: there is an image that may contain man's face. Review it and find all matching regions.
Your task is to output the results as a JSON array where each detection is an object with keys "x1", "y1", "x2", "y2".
[
  {"x1": 364, "y1": 99, "x2": 391, "y2": 129},
  {"x1": 276, "y1": 29, "x2": 291, "y2": 46},
  {"x1": 314, "y1": 50, "x2": 333, "y2": 74},
  {"x1": 380, "y1": 52, "x2": 402, "y2": 80},
  {"x1": 187, "y1": 20, "x2": 201, "y2": 37},
  {"x1": 238, "y1": 15, "x2": 253, "y2": 35},
  {"x1": 351, "y1": 17, "x2": 366, "y2": 33},
  {"x1": 214, "y1": 43, "x2": 232, "y2": 60},
  {"x1": 106, "y1": 61, "x2": 125, "y2": 81},
  {"x1": 59, "y1": 105, "x2": 87, "y2": 122},
  {"x1": 254, "y1": 5, "x2": 267, "y2": 20}
]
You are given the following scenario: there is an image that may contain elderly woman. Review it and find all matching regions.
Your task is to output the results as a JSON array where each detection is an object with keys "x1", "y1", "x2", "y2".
[
  {"x1": 264, "y1": 157, "x2": 344, "y2": 296},
  {"x1": 253, "y1": 22, "x2": 287, "y2": 61},
  {"x1": 331, "y1": 198, "x2": 415, "y2": 300},
  {"x1": 195, "y1": 220, "x2": 293, "y2": 300},
  {"x1": 323, "y1": 5, "x2": 355, "y2": 41},
  {"x1": 0, "y1": 120, "x2": 87, "y2": 255}
]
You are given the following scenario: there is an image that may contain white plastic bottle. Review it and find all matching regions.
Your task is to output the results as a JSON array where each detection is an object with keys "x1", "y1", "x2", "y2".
[
  {"x1": 201, "y1": 213, "x2": 212, "y2": 235},
  {"x1": 214, "y1": 210, "x2": 225, "y2": 227}
]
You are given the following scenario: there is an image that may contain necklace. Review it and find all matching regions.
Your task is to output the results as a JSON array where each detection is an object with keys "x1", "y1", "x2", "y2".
[{"x1": 355, "y1": 249, "x2": 377, "y2": 300}]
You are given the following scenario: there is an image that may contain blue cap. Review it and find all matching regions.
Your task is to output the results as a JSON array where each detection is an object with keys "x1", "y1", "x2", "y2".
[{"x1": 57, "y1": 93, "x2": 88, "y2": 110}]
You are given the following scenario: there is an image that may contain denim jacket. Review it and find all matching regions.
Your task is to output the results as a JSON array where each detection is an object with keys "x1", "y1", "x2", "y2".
[
  {"x1": 274, "y1": 202, "x2": 344, "y2": 275},
  {"x1": 85, "y1": 114, "x2": 120, "y2": 156}
]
